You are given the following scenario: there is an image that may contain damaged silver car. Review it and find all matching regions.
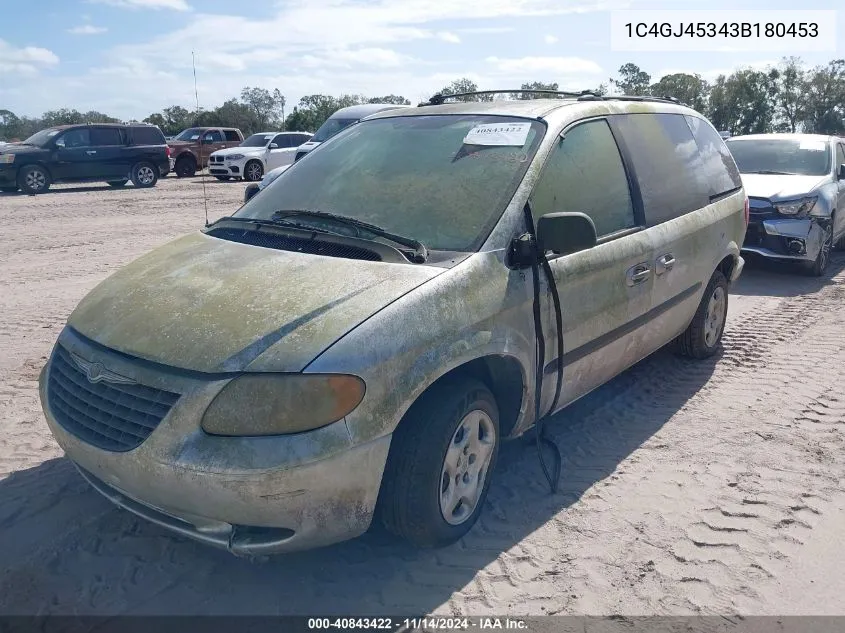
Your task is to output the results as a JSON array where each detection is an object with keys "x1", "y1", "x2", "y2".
[
  {"x1": 726, "y1": 133, "x2": 845, "y2": 276},
  {"x1": 39, "y1": 93, "x2": 747, "y2": 556}
]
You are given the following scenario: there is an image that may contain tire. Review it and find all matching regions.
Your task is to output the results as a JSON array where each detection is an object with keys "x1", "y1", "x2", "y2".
[
  {"x1": 243, "y1": 160, "x2": 264, "y2": 182},
  {"x1": 803, "y1": 222, "x2": 833, "y2": 277},
  {"x1": 17, "y1": 164, "x2": 51, "y2": 194},
  {"x1": 0, "y1": 186, "x2": 17, "y2": 193},
  {"x1": 676, "y1": 270, "x2": 729, "y2": 359},
  {"x1": 174, "y1": 156, "x2": 196, "y2": 178},
  {"x1": 214, "y1": 176, "x2": 231, "y2": 181},
  {"x1": 107, "y1": 180, "x2": 128, "y2": 187},
  {"x1": 378, "y1": 378, "x2": 500, "y2": 548},
  {"x1": 130, "y1": 162, "x2": 158, "y2": 188}
]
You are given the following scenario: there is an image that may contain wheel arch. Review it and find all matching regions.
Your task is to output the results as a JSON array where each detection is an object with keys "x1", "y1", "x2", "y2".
[{"x1": 396, "y1": 354, "x2": 526, "y2": 440}]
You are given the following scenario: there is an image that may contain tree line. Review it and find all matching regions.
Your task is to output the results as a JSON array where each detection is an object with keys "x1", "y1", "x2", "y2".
[{"x1": 1, "y1": 56, "x2": 843, "y2": 141}]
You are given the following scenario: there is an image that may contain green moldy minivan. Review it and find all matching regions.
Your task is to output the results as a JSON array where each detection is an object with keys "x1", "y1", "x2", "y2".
[{"x1": 39, "y1": 93, "x2": 747, "y2": 556}]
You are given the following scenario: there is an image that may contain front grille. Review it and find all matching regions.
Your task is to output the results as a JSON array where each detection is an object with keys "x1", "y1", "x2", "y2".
[
  {"x1": 205, "y1": 226, "x2": 382, "y2": 261},
  {"x1": 212, "y1": 155, "x2": 224, "y2": 163},
  {"x1": 47, "y1": 345, "x2": 180, "y2": 452}
]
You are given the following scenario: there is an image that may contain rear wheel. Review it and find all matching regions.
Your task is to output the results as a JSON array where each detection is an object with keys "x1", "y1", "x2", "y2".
[
  {"x1": 676, "y1": 270, "x2": 728, "y2": 359},
  {"x1": 17, "y1": 164, "x2": 51, "y2": 194},
  {"x1": 174, "y1": 156, "x2": 196, "y2": 178},
  {"x1": 107, "y1": 179, "x2": 128, "y2": 187},
  {"x1": 244, "y1": 160, "x2": 264, "y2": 182},
  {"x1": 378, "y1": 378, "x2": 499, "y2": 548},
  {"x1": 131, "y1": 162, "x2": 158, "y2": 188}
]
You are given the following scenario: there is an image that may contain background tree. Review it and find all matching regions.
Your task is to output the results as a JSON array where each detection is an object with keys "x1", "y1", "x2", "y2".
[
  {"x1": 770, "y1": 56, "x2": 808, "y2": 132},
  {"x1": 650, "y1": 73, "x2": 709, "y2": 112},
  {"x1": 367, "y1": 95, "x2": 411, "y2": 105},
  {"x1": 707, "y1": 69, "x2": 777, "y2": 135},
  {"x1": 611, "y1": 63, "x2": 651, "y2": 95},
  {"x1": 511, "y1": 81, "x2": 559, "y2": 99},
  {"x1": 435, "y1": 78, "x2": 492, "y2": 102},
  {"x1": 802, "y1": 59, "x2": 845, "y2": 134},
  {"x1": 239, "y1": 87, "x2": 285, "y2": 130}
]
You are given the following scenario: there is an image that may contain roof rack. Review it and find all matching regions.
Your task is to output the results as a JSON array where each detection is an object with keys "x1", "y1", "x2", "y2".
[{"x1": 419, "y1": 90, "x2": 683, "y2": 107}]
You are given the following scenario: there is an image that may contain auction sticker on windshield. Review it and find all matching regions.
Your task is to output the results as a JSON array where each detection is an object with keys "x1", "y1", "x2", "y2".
[
  {"x1": 799, "y1": 140, "x2": 827, "y2": 151},
  {"x1": 464, "y1": 122, "x2": 531, "y2": 146}
]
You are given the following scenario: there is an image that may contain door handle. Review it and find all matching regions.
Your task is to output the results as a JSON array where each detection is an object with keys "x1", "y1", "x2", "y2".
[
  {"x1": 626, "y1": 263, "x2": 651, "y2": 286},
  {"x1": 656, "y1": 253, "x2": 676, "y2": 275},
  {"x1": 86, "y1": 150, "x2": 97, "y2": 155}
]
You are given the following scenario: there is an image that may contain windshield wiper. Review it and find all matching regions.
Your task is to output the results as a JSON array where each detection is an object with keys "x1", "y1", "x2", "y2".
[
  {"x1": 270, "y1": 209, "x2": 428, "y2": 263},
  {"x1": 746, "y1": 170, "x2": 799, "y2": 175}
]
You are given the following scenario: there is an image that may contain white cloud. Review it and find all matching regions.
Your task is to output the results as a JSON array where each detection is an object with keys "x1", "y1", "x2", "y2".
[
  {"x1": 544, "y1": 34, "x2": 558, "y2": 44},
  {"x1": 486, "y1": 56, "x2": 602, "y2": 75},
  {"x1": 0, "y1": 39, "x2": 59, "y2": 76},
  {"x1": 437, "y1": 32, "x2": 461, "y2": 43},
  {"x1": 88, "y1": 0, "x2": 191, "y2": 11},
  {"x1": 455, "y1": 27, "x2": 515, "y2": 34},
  {"x1": 67, "y1": 25, "x2": 109, "y2": 35}
]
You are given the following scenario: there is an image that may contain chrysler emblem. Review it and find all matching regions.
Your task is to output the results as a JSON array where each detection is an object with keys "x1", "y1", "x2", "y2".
[{"x1": 69, "y1": 352, "x2": 137, "y2": 385}]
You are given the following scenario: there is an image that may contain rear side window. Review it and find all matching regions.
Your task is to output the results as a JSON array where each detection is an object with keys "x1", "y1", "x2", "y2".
[
  {"x1": 224, "y1": 130, "x2": 241, "y2": 142},
  {"x1": 613, "y1": 113, "x2": 707, "y2": 226},
  {"x1": 530, "y1": 119, "x2": 636, "y2": 238},
  {"x1": 131, "y1": 126, "x2": 165, "y2": 145},
  {"x1": 90, "y1": 127, "x2": 124, "y2": 146},
  {"x1": 684, "y1": 115, "x2": 742, "y2": 199}
]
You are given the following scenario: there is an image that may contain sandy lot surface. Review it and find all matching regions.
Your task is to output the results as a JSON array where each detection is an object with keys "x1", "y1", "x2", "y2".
[{"x1": 1, "y1": 175, "x2": 844, "y2": 617}]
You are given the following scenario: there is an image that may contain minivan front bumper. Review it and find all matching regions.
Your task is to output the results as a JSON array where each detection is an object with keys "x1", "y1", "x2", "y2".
[
  {"x1": 741, "y1": 217, "x2": 825, "y2": 262},
  {"x1": 38, "y1": 329, "x2": 390, "y2": 556}
]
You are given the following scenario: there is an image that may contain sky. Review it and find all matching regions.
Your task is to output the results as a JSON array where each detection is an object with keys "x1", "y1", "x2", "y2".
[{"x1": 0, "y1": 0, "x2": 843, "y2": 121}]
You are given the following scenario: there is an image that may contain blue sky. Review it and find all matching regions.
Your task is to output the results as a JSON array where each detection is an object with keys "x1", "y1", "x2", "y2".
[{"x1": 0, "y1": 0, "x2": 842, "y2": 120}]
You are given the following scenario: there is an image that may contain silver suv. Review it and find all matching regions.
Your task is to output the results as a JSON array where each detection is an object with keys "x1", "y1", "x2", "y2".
[
  {"x1": 39, "y1": 93, "x2": 747, "y2": 556},
  {"x1": 726, "y1": 133, "x2": 845, "y2": 276}
]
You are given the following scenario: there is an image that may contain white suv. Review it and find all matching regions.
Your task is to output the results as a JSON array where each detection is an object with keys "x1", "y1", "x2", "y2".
[{"x1": 208, "y1": 131, "x2": 312, "y2": 182}]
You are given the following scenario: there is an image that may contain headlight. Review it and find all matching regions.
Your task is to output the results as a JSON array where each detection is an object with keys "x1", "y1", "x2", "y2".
[
  {"x1": 226, "y1": 154, "x2": 245, "y2": 161},
  {"x1": 0, "y1": 154, "x2": 14, "y2": 164},
  {"x1": 201, "y1": 373, "x2": 365, "y2": 436},
  {"x1": 774, "y1": 196, "x2": 817, "y2": 217}
]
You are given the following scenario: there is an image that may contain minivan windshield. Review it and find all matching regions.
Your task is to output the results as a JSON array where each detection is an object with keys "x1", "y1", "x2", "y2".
[
  {"x1": 241, "y1": 134, "x2": 274, "y2": 147},
  {"x1": 21, "y1": 128, "x2": 61, "y2": 147},
  {"x1": 236, "y1": 115, "x2": 545, "y2": 252},
  {"x1": 311, "y1": 118, "x2": 358, "y2": 143},
  {"x1": 726, "y1": 138, "x2": 831, "y2": 176},
  {"x1": 174, "y1": 128, "x2": 203, "y2": 141}
]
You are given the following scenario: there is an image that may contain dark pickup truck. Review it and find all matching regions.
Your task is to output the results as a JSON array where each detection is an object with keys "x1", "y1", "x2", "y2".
[
  {"x1": 0, "y1": 123, "x2": 170, "y2": 194},
  {"x1": 168, "y1": 127, "x2": 244, "y2": 177}
]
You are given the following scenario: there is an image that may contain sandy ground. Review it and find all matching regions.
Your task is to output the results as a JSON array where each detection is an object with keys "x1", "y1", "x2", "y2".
[{"x1": 1, "y1": 175, "x2": 844, "y2": 617}]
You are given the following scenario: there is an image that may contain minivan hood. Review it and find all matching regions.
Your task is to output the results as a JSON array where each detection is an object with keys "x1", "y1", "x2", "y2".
[
  {"x1": 741, "y1": 173, "x2": 829, "y2": 201},
  {"x1": 66, "y1": 232, "x2": 442, "y2": 373}
]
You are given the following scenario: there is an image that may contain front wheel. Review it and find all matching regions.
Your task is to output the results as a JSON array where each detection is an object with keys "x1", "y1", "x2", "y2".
[
  {"x1": 174, "y1": 156, "x2": 196, "y2": 178},
  {"x1": 17, "y1": 164, "x2": 51, "y2": 194},
  {"x1": 676, "y1": 270, "x2": 728, "y2": 359},
  {"x1": 131, "y1": 162, "x2": 158, "y2": 188},
  {"x1": 244, "y1": 160, "x2": 264, "y2": 182},
  {"x1": 378, "y1": 379, "x2": 499, "y2": 548},
  {"x1": 803, "y1": 222, "x2": 833, "y2": 277}
]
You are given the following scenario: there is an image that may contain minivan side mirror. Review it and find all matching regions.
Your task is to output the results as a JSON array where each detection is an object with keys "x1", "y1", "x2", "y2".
[
  {"x1": 838, "y1": 163, "x2": 845, "y2": 181},
  {"x1": 536, "y1": 212, "x2": 598, "y2": 255}
]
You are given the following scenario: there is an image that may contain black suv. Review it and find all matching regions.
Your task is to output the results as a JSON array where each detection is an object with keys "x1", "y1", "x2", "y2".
[{"x1": 0, "y1": 123, "x2": 171, "y2": 194}]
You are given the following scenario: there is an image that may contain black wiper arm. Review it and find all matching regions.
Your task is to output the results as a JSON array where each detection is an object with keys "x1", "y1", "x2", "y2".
[
  {"x1": 271, "y1": 209, "x2": 428, "y2": 262},
  {"x1": 746, "y1": 170, "x2": 798, "y2": 175}
]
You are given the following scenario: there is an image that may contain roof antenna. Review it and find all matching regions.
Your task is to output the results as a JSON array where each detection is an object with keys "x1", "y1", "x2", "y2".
[{"x1": 192, "y1": 50, "x2": 210, "y2": 227}]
